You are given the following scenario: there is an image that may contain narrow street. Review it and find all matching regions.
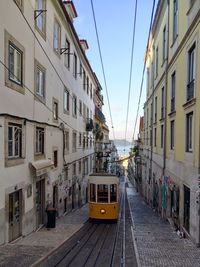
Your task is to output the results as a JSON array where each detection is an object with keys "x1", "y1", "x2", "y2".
[
  {"x1": 35, "y1": 177, "x2": 137, "y2": 267},
  {"x1": 1, "y1": 176, "x2": 200, "y2": 266}
]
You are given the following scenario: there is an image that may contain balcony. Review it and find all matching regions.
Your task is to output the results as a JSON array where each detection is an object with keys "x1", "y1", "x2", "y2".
[
  {"x1": 95, "y1": 107, "x2": 106, "y2": 123},
  {"x1": 86, "y1": 118, "x2": 94, "y2": 131}
]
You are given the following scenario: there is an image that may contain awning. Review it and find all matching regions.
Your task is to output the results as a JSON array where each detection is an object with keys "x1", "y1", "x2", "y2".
[{"x1": 31, "y1": 159, "x2": 54, "y2": 176}]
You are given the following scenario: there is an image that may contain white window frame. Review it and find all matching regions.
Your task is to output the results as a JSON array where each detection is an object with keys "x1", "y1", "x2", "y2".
[
  {"x1": 186, "y1": 112, "x2": 193, "y2": 152},
  {"x1": 53, "y1": 19, "x2": 61, "y2": 54},
  {"x1": 8, "y1": 123, "x2": 22, "y2": 158},
  {"x1": 35, "y1": 126, "x2": 44, "y2": 154},
  {"x1": 64, "y1": 88, "x2": 70, "y2": 113},
  {"x1": 9, "y1": 42, "x2": 22, "y2": 85},
  {"x1": 35, "y1": 0, "x2": 46, "y2": 36},
  {"x1": 35, "y1": 61, "x2": 45, "y2": 100}
]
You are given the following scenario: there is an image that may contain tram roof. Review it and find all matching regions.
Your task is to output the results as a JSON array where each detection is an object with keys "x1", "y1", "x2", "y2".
[{"x1": 89, "y1": 173, "x2": 119, "y2": 184}]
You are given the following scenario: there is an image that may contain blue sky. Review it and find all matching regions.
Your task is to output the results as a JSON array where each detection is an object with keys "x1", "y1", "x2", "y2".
[{"x1": 73, "y1": 0, "x2": 157, "y2": 142}]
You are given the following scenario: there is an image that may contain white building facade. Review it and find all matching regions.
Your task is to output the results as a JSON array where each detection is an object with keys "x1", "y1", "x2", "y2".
[{"x1": 0, "y1": 0, "x2": 98, "y2": 244}]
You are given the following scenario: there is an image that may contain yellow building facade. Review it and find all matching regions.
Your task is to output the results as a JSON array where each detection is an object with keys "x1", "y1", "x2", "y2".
[{"x1": 143, "y1": 0, "x2": 200, "y2": 244}]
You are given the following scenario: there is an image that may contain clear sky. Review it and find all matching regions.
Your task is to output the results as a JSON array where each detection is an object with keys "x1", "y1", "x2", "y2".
[{"x1": 73, "y1": 0, "x2": 157, "y2": 142}]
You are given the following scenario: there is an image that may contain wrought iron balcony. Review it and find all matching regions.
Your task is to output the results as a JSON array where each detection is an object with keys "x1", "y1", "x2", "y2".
[
  {"x1": 95, "y1": 107, "x2": 106, "y2": 123},
  {"x1": 86, "y1": 118, "x2": 94, "y2": 131}
]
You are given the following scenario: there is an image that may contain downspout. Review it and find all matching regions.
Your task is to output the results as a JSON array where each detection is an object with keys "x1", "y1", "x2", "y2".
[{"x1": 163, "y1": 0, "x2": 170, "y2": 175}]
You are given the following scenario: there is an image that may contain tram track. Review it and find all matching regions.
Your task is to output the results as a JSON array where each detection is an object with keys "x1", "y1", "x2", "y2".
[{"x1": 37, "y1": 178, "x2": 137, "y2": 267}]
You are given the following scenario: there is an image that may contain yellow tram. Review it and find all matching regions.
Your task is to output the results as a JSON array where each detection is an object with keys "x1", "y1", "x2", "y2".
[{"x1": 88, "y1": 173, "x2": 119, "y2": 221}]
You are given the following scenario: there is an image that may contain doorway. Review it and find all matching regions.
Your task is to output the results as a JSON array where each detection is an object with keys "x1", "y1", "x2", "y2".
[
  {"x1": 183, "y1": 185, "x2": 190, "y2": 232},
  {"x1": 53, "y1": 184, "x2": 58, "y2": 216},
  {"x1": 8, "y1": 189, "x2": 22, "y2": 242},
  {"x1": 36, "y1": 179, "x2": 45, "y2": 228}
]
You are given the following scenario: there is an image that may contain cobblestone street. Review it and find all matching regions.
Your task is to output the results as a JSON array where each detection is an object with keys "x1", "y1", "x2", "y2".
[{"x1": 127, "y1": 182, "x2": 200, "y2": 267}]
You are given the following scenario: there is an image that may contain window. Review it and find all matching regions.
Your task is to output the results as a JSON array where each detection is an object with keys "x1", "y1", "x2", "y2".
[
  {"x1": 171, "y1": 72, "x2": 176, "y2": 112},
  {"x1": 73, "y1": 163, "x2": 76, "y2": 176},
  {"x1": 9, "y1": 42, "x2": 22, "y2": 85},
  {"x1": 79, "y1": 63, "x2": 82, "y2": 77},
  {"x1": 155, "y1": 46, "x2": 158, "y2": 77},
  {"x1": 35, "y1": 0, "x2": 46, "y2": 36},
  {"x1": 54, "y1": 150, "x2": 58, "y2": 168},
  {"x1": 53, "y1": 99, "x2": 58, "y2": 122},
  {"x1": 64, "y1": 38, "x2": 70, "y2": 69},
  {"x1": 173, "y1": 0, "x2": 178, "y2": 41},
  {"x1": 83, "y1": 70, "x2": 86, "y2": 90},
  {"x1": 64, "y1": 88, "x2": 70, "y2": 113},
  {"x1": 154, "y1": 96, "x2": 157, "y2": 122},
  {"x1": 162, "y1": 26, "x2": 166, "y2": 62},
  {"x1": 90, "y1": 184, "x2": 96, "y2": 202},
  {"x1": 79, "y1": 100, "x2": 82, "y2": 116},
  {"x1": 72, "y1": 95, "x2": 77, "y2": 117},
  {"x1": 72, "y1": 132, "x2": 77, "y2": 152},
  {"x1": 97, "y1": 184, "x2": 108, "y2": 203},
  {"x1": 186, "y1": 112, "x2": 193, "y2": 152},
  {"x1": 90, "y1": 83, "x2": 93, "y2": 99},
  {"x1": 53, "y1": 19, "x2": 61, "y2": 54},
  {"x1": 35, "y1": 60, "x2": 45, "y2": 100},
  {"x1": 8, "y1": 123, "x2": 22, "y2": 158},
  {"x1": 79, "y1": 160, "x2": 82, "y2": 174},
  {"x1": 110, "y1": 184, "x2": 117, "y2": 202},
  {"x1": 187, "y1": 43, "x2": 195, "y2": 101},
  {"x1": 35, "y1": 127, "x2": 44, "y2": 154},
  {"x1": 161, "y1": 87, "x2": 165, "y2": 119},
  {"x1": 83, "y1": 103, "x2": 86, "y2": 119},
  {"x1": 154, "y1": 128, "x2": 157, "y2": 147},
  {"x1": 79, "y1": 133, "x2": 82, "y2": 147},
  {"x1": 170, "y1": 120, "x2": 175, "y2": 150},
  {"x1": 73, "y1": 53, "x2": 77, "y2": 78},
  {"x1": 86, "y1": 76, "x2": 89, "y2": 94},
  {"x1": 64, "y1": 131, "x2": 69, "y2": 153},
  {"x1": 161, "y1": 125, "x2": 164, "y2": 148},
  {"x1": 147, "y1": 68, "x2": 150, "y2": 91}
]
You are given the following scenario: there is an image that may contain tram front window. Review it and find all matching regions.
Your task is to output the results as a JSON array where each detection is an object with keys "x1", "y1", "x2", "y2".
[
  {"x1": 90, "y1": 183, "x2": 96, "y2": 202},
  {"x1": 97, "y1": 184, "x2": 108, "y2": 203},
  {"x1": 110, "y1": 184, "x2": 117, "y2": 202}
]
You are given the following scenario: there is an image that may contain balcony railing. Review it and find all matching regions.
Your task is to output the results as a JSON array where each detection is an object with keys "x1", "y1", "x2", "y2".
[
  {"x1": 187, "y1": 79, "x2": 194, "y2": 101},
  {"x1": 95, "y1": 107, "x2": 106, "y2": 123},
  {"x1": 86, "y1": 118, "x2": 94, "y2": 131}
]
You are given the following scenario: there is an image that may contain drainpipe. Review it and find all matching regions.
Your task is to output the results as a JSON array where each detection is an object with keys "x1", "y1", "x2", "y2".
[{"x1": 163, "y1": 0, "x2": 170, "y2": 175}]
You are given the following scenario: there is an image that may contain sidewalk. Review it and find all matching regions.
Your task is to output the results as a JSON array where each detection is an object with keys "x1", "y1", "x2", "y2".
[
  {"x1": 126, "y1": 182, "x2": 200, "y2": 267},
  {"x1": 0, "y1": 204, "x2": 88, "y2": 267}
]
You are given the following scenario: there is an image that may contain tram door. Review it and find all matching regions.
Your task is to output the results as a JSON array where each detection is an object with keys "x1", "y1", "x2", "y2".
[
  {"x1": 9, "y1": 190, "x2": 22, "y2": 242},
  {"x1": 36, "y1": 179, "x2": 45, "y2": 228}
]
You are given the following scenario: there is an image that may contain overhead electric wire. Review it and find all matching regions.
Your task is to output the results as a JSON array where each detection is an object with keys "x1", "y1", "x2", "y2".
[
  {"x1": 131, "y1": 0, "x2": 156, "y2": 147},
  {"x1": 124, "y1": 0, "x2": 138, "y2": 151},
  {"x1": 90, "y1": 0, "x2": 115, "y2": 141}
]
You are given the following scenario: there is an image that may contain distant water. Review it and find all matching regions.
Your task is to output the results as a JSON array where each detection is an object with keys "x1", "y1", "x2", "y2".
[{"x1": 116, "y1": 145, "x2": 131, "y2": 157}]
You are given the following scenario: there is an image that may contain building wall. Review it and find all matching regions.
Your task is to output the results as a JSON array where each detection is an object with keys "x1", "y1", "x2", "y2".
[
  {"x1": 142, "y1": 0, "x2": 200, "y2": 244},
  {"x1": 0, "y1": 0, "x2": 98, "y2": 244}
]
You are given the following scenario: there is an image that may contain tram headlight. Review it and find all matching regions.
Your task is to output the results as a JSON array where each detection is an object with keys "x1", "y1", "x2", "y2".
[{"x1": 100, "y1": 208, "x2": 106, "y2": 214}]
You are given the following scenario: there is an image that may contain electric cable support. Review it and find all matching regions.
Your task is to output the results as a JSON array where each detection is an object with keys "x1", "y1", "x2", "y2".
[
  {"x1": 131, "y1": 0, "x2": 156, "y2": 148},
  {"x1": 90, "y1": 0, "x2": 115, "y2": 141},
  {"x1": 124, "y1": 0, "x2": 138, "y2": 153}
]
